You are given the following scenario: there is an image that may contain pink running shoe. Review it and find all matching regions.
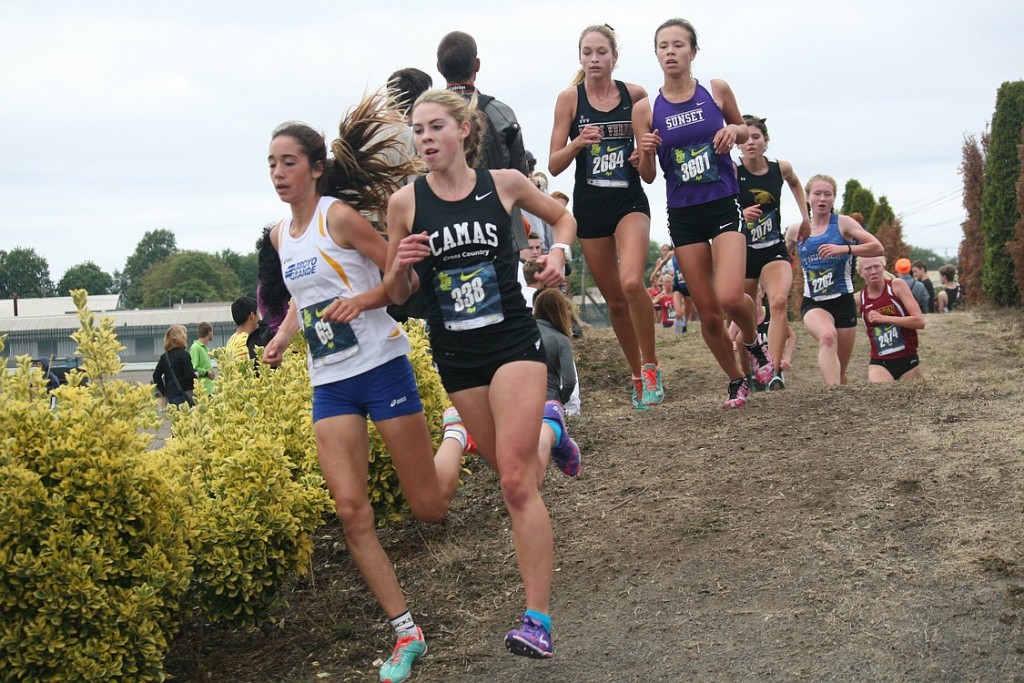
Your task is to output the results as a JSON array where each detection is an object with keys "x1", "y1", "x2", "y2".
[
  {"x1": 745, "y1": 342, "x2": 775, "y2": 386},
  {"x1": 724, "y1": 377, "x2": 750, "y2": 409}
]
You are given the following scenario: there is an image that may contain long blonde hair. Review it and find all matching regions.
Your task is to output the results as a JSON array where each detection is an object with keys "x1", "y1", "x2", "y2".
[
  {"x1": 270, "y1": 89, "x2": 423, "y2": 222},
  {"x1": 327, "y1": 89, "x2": 424, "y2": 217},
  {"x1": 412, "y1": 88, "x2": 486, "y2": 169},
  {"x1": 570, "y1": 24, "x2": 618, "y2": 86}
]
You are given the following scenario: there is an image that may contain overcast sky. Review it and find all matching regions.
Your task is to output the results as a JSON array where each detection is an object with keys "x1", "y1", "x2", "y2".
[{"x1": 1, "y1": 0, "x2": 1021, "y2": 281}]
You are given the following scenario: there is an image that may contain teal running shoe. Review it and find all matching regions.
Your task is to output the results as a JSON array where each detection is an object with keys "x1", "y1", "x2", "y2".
[
  {"x1": 641, "y1": 363, "x2": 665, "y2": 405},
  {"x1": 631, "y1": 376, "x2": 651, "y2": 412},
  {"x1": 379, "y1": 627, "x2": 426, "y2": 683}
]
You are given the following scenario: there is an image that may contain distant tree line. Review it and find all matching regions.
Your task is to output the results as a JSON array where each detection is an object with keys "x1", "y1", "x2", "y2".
[{"x1": 0, "y1": 228, "x2": 259, "y2": 308}]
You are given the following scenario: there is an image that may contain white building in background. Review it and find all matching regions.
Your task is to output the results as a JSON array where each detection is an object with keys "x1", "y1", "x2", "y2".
[{"x1": 1, "y1": 295, "x2": 235, "y2": 365}]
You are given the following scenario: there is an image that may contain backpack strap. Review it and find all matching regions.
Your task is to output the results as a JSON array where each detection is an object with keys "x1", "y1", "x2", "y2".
[
  {"x1": 163, "y1": 352, "x2": 186, "y2": 397},
  {"x1": 478, "y1": 95, "x2": 522, "y2": 150}
]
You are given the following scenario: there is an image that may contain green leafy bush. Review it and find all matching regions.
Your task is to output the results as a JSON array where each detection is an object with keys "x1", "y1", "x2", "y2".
[
  {"x1": 0, "y1": 291, "x2": 193, "y2": 682},
  {"x1": 0, "y1": 288, "x2": 457, "y2": 678},
  {"x1": 160, "y1": 344, "x2": 331, "y2": 627}
]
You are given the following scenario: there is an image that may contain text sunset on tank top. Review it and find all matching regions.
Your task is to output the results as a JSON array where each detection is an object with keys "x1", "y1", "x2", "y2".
[{"x1": 652, "y1": 80, "x2": 739, "y2": 208}]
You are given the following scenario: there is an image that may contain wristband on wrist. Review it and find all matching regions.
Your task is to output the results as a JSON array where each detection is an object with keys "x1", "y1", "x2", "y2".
[{"x1": 551, "y1": 242, "x2": 572, "y2": 261}]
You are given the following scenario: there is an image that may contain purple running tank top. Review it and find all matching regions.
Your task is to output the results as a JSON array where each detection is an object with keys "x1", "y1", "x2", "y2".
[{"x1": 653, "y1": 80, "x2": 738, "y2": 208}]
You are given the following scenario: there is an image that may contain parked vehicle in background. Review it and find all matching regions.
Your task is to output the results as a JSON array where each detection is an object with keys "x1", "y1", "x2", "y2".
[{"x1": 49, "y1": 355, "x2": 88, "y2": 386}]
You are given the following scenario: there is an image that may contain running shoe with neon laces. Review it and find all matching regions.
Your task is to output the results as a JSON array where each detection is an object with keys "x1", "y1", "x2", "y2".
[
  {"x1": 723, "y1": 377, "x2": 750, "y2": 409},
  {"x1": 543, "y1": 400, "x2": 581, "y2": 477},
  {"x1": 379, "y1": 627, "x2": 427, "y2": 683},
  {"x1": 630, "y1": 376, "x2": 651, "y2": 412},
  {"x1": 745, "y1": 342, "x2": 775, "y2": 386},
  {"x1": 767, "y1": 373, "x2": 786, "y2": 391},
  {"x1": 504, "y1": 615, "x2": 554, "y2": 659},
  {"x1": 641, "y1": 363, "x2": 665, "y2": 405}
]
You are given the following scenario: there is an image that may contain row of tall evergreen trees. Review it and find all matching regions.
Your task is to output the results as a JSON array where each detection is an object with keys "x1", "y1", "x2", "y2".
[{"x1": 959, "y1": 80, "x2": 1024, "y2": 306}]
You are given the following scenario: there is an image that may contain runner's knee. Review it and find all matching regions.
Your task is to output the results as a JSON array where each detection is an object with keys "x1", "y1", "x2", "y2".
[
  {"x1": 818, "y1": 328, "x2": 838, "y2": 348},
  {"x1": 334, "y1": 495, "x2": 375, "y2": 531},
  {"x1": 407, "y1": 496, "x2": 447, "y2": 524},
  {"x1": 499, "y1": 466, "x2": 538, "y2": 511}
]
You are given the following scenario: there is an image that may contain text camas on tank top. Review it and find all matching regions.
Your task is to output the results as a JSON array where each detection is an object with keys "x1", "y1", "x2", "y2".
[
  {"x1": 411, "y1": 170, "x2": 540, "y2": 367},
  {"x1": 653, "y1": 81, "x2": 738, "y2": 209}
]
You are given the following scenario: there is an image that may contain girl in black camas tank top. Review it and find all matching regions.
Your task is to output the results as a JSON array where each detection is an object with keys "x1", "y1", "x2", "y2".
[
  {"x1": 385, "y1": 88, "x2": 578, "y2": 660},
  {"x1": 409, "y1": 168, "x2": 537, "y2": 367}
]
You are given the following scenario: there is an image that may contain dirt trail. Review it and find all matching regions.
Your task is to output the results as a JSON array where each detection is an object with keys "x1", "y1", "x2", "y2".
[{"x1": 166, "y1": 309, "x2": 1024, "y2": 682}]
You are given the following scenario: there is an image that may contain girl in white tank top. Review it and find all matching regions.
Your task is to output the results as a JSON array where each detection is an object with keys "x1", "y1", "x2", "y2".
[{"x1": 259, "y1": 93, "x2": 470, "y2": 683}]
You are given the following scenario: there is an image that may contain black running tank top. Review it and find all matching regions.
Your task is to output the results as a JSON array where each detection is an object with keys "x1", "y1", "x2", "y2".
[
  {"x1": 411, "y1": 169, "x2": 538, "y2": 366},
  {"x1": 737, "y1": 159, "x2": 786, "y2": 249},
  {"x1": 571, "y1": 80, "x2": 645, "y2": 217}
]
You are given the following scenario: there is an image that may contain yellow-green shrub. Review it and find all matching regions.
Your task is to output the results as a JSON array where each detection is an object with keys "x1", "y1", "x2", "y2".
[
  {"x1": 0, "y1": 291, "x2": 193, "y2": 682},
  {"x1": 160, "y1": 319, "x2": 452, "y2": 625},
  {"x1": 160, "y1": 343, "x2": 331, "y2": 627}
]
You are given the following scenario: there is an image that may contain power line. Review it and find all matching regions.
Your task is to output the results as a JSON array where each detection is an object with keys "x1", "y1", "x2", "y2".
[
  {"x1": 898, "y1": 189, "x2": 962, "y2": 218},
  {"x1": 898, "y1": 187, "x2": 961, "y2": 212},
  {"x1": 919, "y1": 216, "x2": 966, "y2": 229}
]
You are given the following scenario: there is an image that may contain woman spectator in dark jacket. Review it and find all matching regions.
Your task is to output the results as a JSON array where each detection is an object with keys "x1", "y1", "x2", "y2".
[{"x1": 153, "y1": 324, "x2": 196, "y2": 406}]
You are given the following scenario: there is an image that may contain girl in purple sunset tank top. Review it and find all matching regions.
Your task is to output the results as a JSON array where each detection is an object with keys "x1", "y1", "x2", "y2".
[
  {"x1": 652, "y1": 81, "x2": 739, "y2": 209},
  {"x1": 633, "y1": 17, "x2": 774, "y2": 409}
]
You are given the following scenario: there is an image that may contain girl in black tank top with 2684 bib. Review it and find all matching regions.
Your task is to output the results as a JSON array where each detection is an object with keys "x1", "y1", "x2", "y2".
[{"x1": 548, "y1": 24, "x2": 662, "y2": 413}]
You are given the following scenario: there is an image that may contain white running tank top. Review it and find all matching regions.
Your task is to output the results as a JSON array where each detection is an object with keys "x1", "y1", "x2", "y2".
[{"x1": 278, "y1": 196, "x2": 410, "y2": 386}]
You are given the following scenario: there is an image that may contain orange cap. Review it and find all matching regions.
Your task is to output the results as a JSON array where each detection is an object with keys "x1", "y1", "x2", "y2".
[{"x1": 895, "y1": 258, "x2": 912, "y2": 274}]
